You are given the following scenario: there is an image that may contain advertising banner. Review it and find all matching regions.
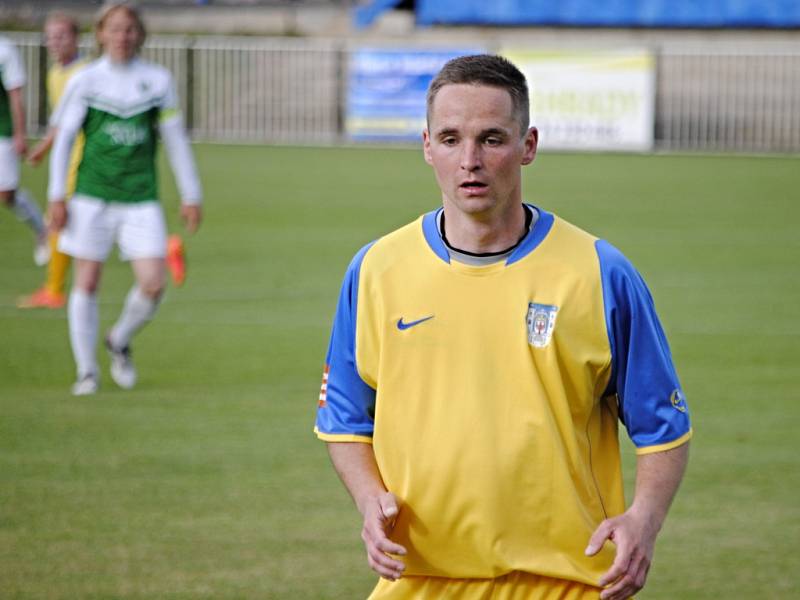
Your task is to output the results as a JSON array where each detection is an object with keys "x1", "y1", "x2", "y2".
[
  {"x1": 502, "y1": 49, "x2": 656, "y2": 151},
  {"x1": 346, "y1": 48, "x2": 482, "y2": 142}
]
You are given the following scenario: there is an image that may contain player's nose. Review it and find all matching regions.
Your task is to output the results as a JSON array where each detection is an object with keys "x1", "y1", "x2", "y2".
[{"x1": 460, "y1": 140, "x2": 482, "y2": 171}]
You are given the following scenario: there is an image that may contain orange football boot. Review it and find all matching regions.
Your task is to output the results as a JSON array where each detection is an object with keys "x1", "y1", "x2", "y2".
[
  {"x1": 17, "y1": 287, "x2": 66, "y2": 309},
  {"x1": 166, "y1": 234, "x2": 187, "y2": 286}
]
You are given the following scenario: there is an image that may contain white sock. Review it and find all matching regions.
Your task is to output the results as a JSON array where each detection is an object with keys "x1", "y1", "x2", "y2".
[
  {"x1": 108, "y1": 286, "x2": 160, "y2": 350},
  {"x1": 12, "y1": 189, "x2": 45, "y2": 236},
  {"x1": 68, "y1": 289, "x2": 99, "y2": 378}
]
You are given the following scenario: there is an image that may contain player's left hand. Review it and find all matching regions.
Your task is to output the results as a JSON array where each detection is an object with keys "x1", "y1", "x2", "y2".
[
  {"x1": 181, "y1": 204, "x2": 202, "y2": 234},
  {"x1": 585, "y1": 507, "x2": 658, "y2": 600}
]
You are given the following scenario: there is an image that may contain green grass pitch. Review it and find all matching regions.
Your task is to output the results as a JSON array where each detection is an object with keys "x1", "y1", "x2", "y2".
[{"x1": 1, "y1": 144, "x2": 798, "y2": 598}]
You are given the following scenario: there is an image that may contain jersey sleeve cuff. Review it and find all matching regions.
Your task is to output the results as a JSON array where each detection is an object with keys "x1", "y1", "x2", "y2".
[
  {"x1": 314, "y1": 427, "x2": 373, "y2": 443},
  {"x1": 159, "y1": 107, "x2": 181, "y2": 123},
  {"x1": 634, "y1": 429, "x2": 692, "y2": 455}
]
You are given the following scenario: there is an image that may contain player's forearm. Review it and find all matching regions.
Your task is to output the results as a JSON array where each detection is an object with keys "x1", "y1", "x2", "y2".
[
  {"x1": 9, "y1": 88, "x2": 26, "y2": 138},
  {"x1": 159, "y1": 115, "x2": 202, "y2": 204},
  {"x1": 630, "y1": 442, "x2": 689, "y2": 531},
  {"x1": 47, "y1": 126, "x2": 78, "y2": 201},
  {"x1": 326, "y1": 441, "x2": 388, "y2": 516}
]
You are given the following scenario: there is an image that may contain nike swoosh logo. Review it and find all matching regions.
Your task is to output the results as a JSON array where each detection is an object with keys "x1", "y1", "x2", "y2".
[{"x1": 397, "y1": 315, "x2": 434, "y2": 330}]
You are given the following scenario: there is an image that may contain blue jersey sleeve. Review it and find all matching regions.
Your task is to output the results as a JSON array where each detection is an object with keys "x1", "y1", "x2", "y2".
[
  {"x1": 596, "y1": 240, "x2": 692, "y2": 453},
  {"x1": 314, "y1": 243, "x2": 377, "y2": 442}
]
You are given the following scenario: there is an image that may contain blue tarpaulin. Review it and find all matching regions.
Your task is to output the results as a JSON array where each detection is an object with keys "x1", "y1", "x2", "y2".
[
  {"x1": 353, "y1": 0, "x2": 405, "y2": 29},
  {"x1": 416, "y1": 0, "x2": 800, "y2": 28}
]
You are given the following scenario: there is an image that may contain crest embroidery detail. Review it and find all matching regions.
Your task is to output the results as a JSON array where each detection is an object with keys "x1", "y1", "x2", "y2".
[{"x1": 527, "y1": 303, "x2": 558, "y2": 348}]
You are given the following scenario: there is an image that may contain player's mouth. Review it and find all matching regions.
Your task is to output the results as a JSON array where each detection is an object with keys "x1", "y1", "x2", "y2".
[{"x1": 459, "y1": 181, "x2": 489, "y2": 195}]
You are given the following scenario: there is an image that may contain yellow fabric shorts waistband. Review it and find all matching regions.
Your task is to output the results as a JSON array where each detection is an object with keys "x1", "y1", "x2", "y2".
[{"x1": 368, "y1": 570, "x2": 605, "y2": 600}]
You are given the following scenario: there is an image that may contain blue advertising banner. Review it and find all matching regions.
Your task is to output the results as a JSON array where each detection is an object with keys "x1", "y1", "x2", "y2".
[
  {"x1": 416, "y1": 0, "x2": 800, "y2": 28},
  {"x1": 346, "y1": 48, "x2": 483, "y2": 142}
]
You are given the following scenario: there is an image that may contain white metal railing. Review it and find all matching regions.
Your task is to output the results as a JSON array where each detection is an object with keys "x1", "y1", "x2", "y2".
[
  {"x1": 657, "y1": 47, "x2": 800, "y2": 152},
  {"x1": 188, "y1": 36, "x2": 341, "y2": 142},
  {"x1": 7, "y1": 33, "x2": 43, "y2": 132},
  {"x1": 5, "y1": 32, "x2": 800, "y2": 152}
]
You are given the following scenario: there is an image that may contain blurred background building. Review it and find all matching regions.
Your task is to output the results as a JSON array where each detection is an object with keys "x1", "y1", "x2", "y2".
[{"x1": 2, "y1": 0, "x2": 799, "y2": 152}]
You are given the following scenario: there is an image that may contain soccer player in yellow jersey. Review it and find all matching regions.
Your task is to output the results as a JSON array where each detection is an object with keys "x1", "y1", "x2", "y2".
[
  {"x1": 18, "y1": 12, "x2": 86, "y2": 309},
  {"x1": 315, "y1": 55, "x2": 691, "y2": 600}
]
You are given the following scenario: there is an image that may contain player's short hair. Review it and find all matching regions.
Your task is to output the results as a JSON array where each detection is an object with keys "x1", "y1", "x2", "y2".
[
  {"x1": 427, "y1": 54, "x2": 530, "y2": 136},
  {"x1": 95, "y1": 1, "x2": 146, "y2": 53},
  {"x1": 45, "y1": 11, "x2": 80, "y2": 37}
]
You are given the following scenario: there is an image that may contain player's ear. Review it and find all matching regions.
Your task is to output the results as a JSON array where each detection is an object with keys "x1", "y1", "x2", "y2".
[
  {"x1": 521, "y1": 126, "x2": 538, "y2": 166},
  {"x1": 423, "y1": 129, "x2": 433, "y2": 165}
]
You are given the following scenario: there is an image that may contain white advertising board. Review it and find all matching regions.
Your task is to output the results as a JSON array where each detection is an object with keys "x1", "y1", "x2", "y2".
[{"x1": 502, "y1": 49, "x2": 656, "y2": 151}]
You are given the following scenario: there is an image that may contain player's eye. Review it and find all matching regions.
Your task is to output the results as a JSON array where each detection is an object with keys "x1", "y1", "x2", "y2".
[
  {"x1": 484, "y1": 137, "x2": 503, "y2": 146},
  {"x1": 440, "y1": 137, "x2": 458, "y2": 146}
]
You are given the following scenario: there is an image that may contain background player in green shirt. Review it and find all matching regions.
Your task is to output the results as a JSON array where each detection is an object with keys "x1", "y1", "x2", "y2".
[
  {"x1": 49, "y1": 2, "x2": 202, "y2": 395},
  {"x1": 0, "y1": 35, "x2": 49, "y2": 266}
]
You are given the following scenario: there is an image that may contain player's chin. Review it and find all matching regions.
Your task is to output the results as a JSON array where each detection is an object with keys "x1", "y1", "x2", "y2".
[{"x1": 453, "y1": 194, "x2": 497, "y2": 215}]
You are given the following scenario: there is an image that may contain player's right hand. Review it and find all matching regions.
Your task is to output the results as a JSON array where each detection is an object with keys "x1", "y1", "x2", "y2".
[
  {"x1": 26, "y1": 143, "x2": 48, "y2": 167},
  {"x1": 361, "y1": 492, "x2": 407, "y2": 581},
  {"x1": 48, "y1": 200, "x2": 68, "y2": 232}
]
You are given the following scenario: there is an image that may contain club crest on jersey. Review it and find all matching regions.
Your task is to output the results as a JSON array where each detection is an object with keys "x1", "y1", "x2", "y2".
[{"x1": 527, "y1": 303, "x2": 558, "y2": 348}]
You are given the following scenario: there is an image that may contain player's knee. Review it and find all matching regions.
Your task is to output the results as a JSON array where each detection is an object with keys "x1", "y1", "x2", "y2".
[
  {"x1": 139, "y1": 279, "x2": 165, "y2": 299},
  {"x1": 76, "y1": 280, "x2": 100, "y2": 295},
  {"x1": 0, "y1": 190, "x2": 13, "y2": 205}
]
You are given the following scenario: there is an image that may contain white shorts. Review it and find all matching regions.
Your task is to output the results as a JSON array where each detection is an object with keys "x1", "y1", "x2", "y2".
[
  {"x1": 0, "y1": 138, "x2": 20, "y2": 191},
  {"x1": 58, "y1": 194, "x2": 167, "y2": 262}
]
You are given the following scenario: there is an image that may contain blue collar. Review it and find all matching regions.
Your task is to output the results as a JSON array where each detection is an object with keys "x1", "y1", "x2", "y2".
[{"x1": 421, "y1": 204, "x2": 554, "y2": 265}]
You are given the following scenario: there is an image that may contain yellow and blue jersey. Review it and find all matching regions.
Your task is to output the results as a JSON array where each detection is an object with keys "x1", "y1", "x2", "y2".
[{"x1": 315, "y1": 205, "x2": 692, "y2": 586}]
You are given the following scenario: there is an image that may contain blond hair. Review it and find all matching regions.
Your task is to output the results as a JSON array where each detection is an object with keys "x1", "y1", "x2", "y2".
[
  {"x1": 95, "y1": 1, "x2": 146, "y2": 54},
  {"x1": 45, "y1": 11, "x2": 80, "y2": 37}
]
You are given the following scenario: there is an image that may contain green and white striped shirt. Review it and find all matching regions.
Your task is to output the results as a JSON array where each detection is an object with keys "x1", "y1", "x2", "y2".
[{"x1": 49, "y1": 55, "x2": 201, "y2": 205}]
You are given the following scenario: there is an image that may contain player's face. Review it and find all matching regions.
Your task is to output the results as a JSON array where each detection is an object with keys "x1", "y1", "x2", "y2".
[
  {"x1": 423, "y1": 84, "x2": 537, "y2": 220},
  {"x1": 44, "y1": 20, "x2": 78, "y2": 65},
  {"x1": 99, "y1": 9, "x2": 142, "y2": 63}
]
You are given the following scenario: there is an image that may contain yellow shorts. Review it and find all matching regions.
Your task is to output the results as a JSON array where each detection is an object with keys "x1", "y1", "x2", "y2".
[{"x1": 368, "y1": 571, "x2": 603, "y2": 600}]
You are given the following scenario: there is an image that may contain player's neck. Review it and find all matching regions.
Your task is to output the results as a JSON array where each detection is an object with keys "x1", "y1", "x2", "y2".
[
  {"x1": 104, "y1": 54, "x2": 137, "y2": 68},
  {"x1": 441, "y1": 202, "x2": 527, "y2": 255}
]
